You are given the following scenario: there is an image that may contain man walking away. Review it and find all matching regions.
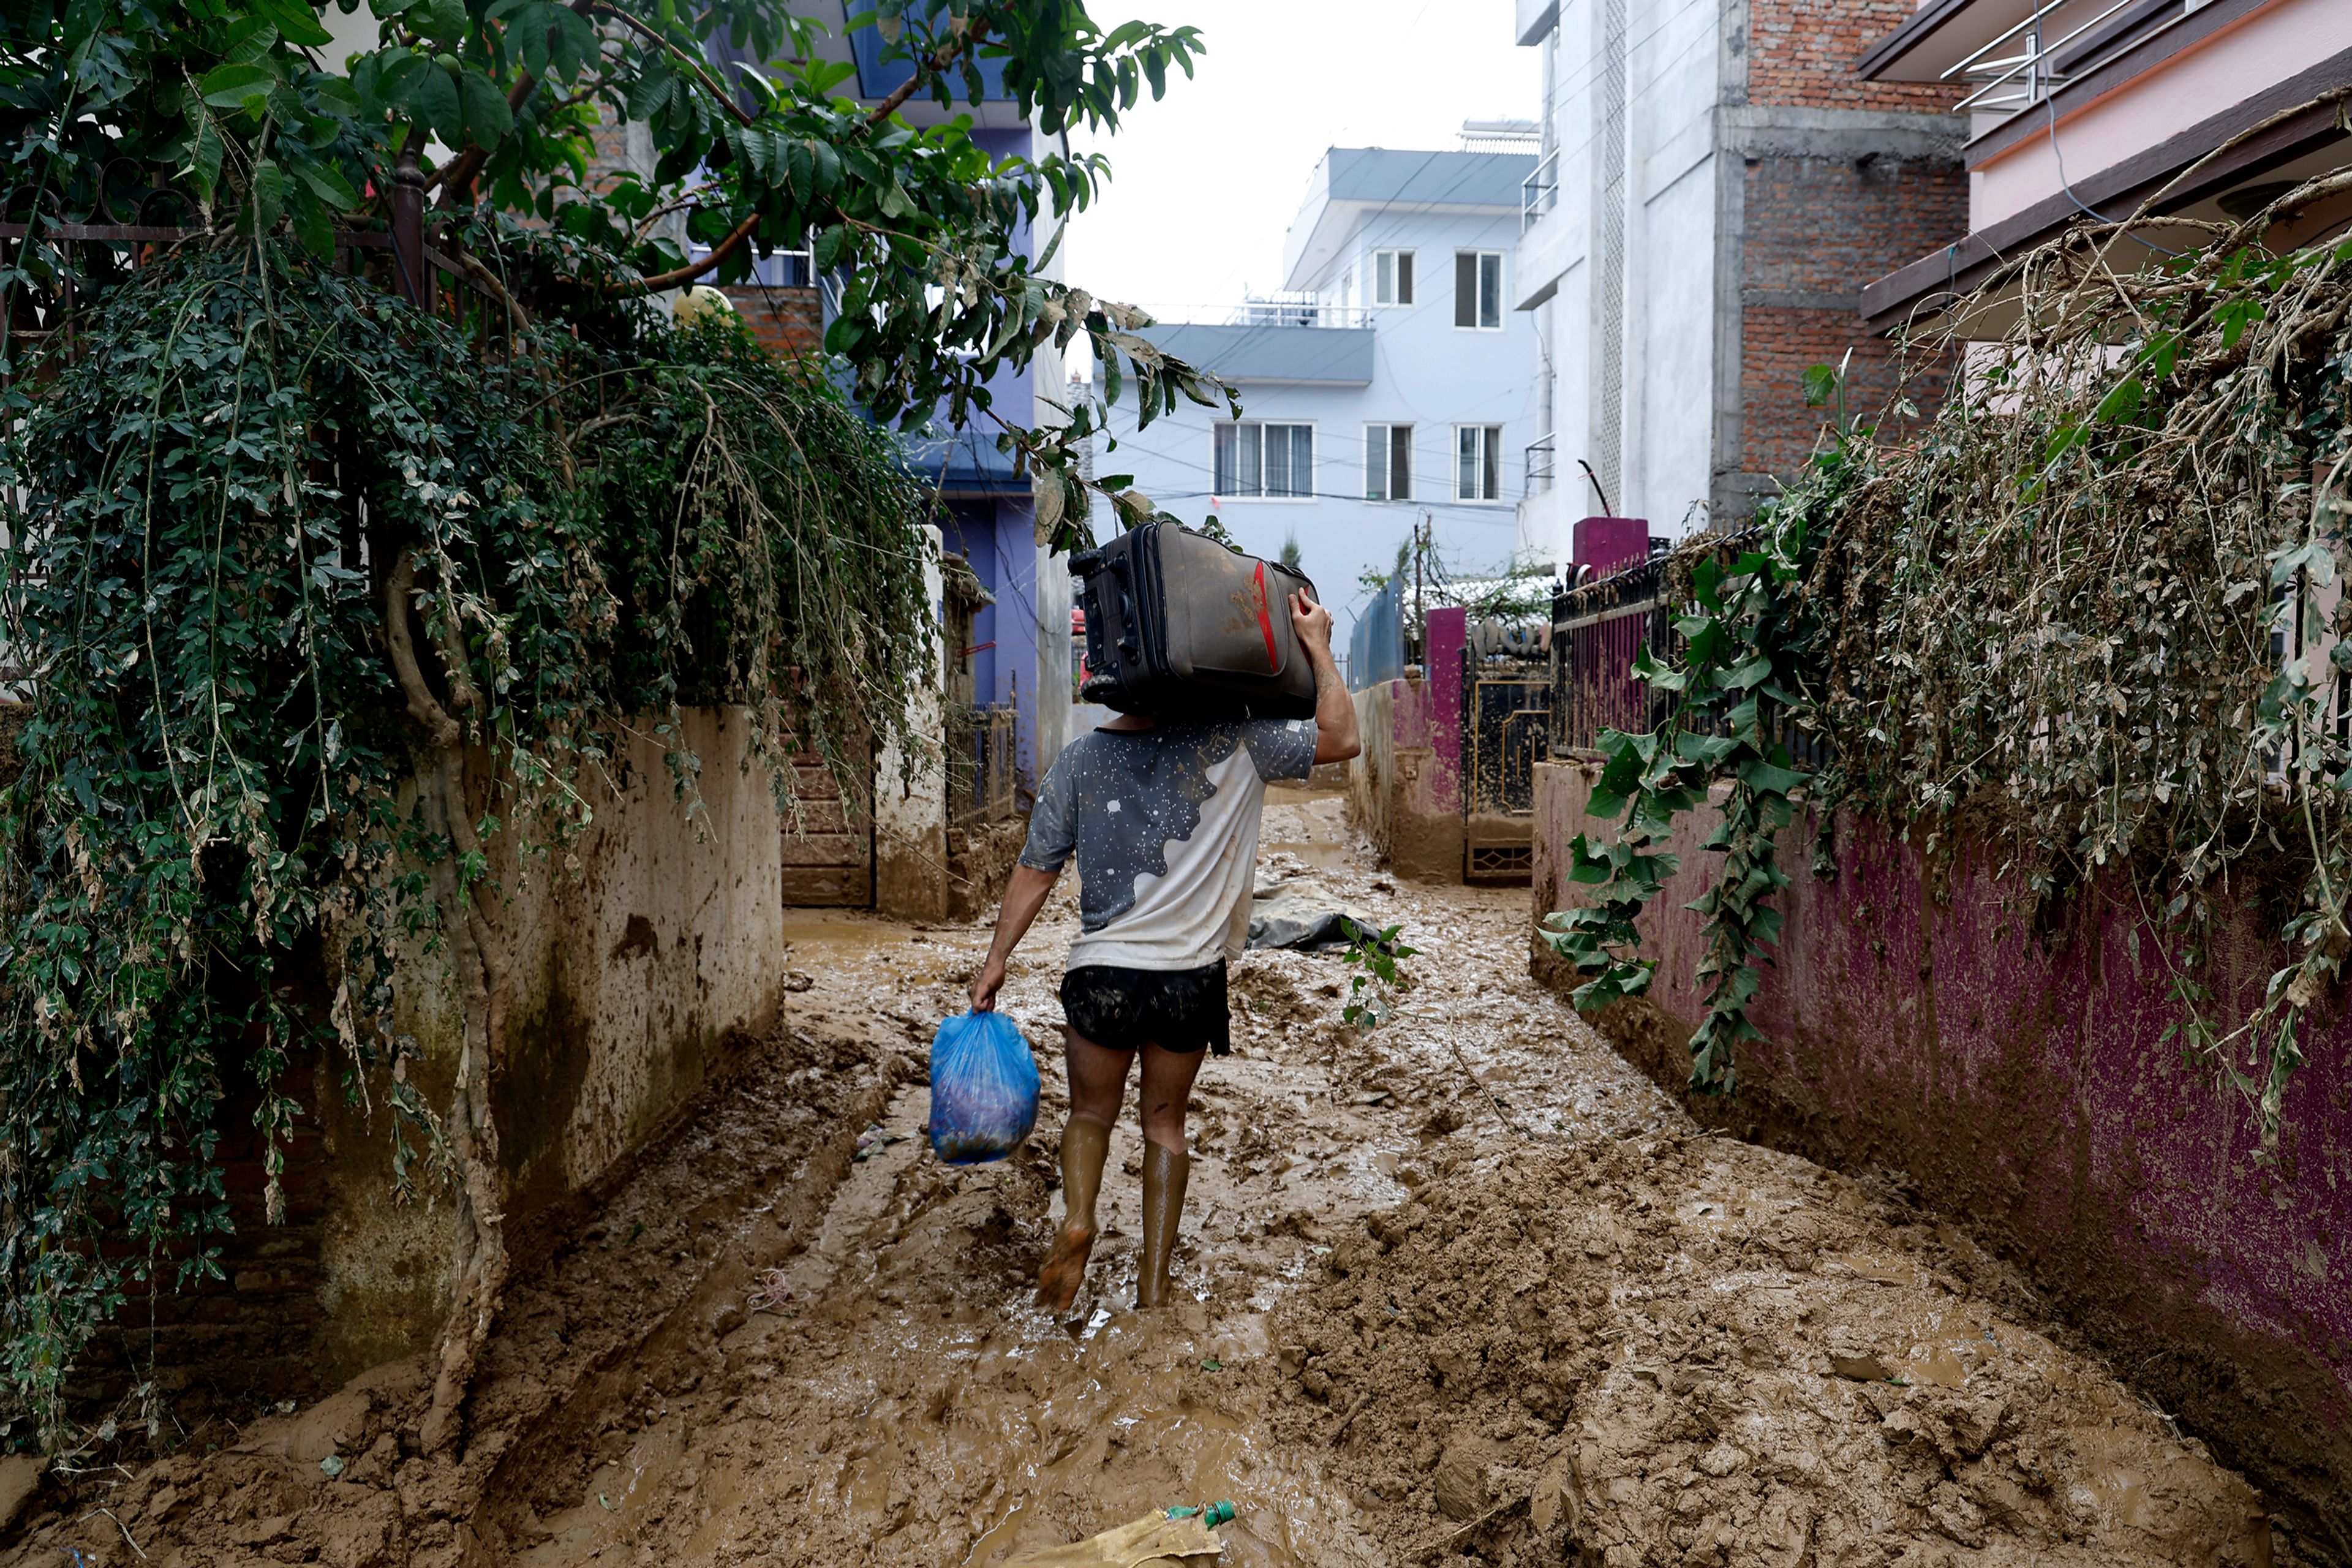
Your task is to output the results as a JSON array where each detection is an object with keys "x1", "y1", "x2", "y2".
[{"x1": 969, "y1": 587, "x2": 1361, "y2": 1313}]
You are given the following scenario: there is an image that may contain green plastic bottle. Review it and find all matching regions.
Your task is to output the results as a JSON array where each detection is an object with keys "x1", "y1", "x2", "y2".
[{"x1": 1164, "y1": 1500, "x2": 1237, "y2": 1528}]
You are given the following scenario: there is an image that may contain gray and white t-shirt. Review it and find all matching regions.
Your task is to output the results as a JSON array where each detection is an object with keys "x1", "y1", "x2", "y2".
[{"x1": 1020, "y1": 718, "x2": 1318, "y2": 971}]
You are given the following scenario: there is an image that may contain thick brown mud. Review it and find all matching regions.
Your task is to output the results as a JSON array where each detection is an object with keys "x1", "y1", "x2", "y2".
[{"x1": 0, "y1": 791, "x2": 2301, "y2": 1567}]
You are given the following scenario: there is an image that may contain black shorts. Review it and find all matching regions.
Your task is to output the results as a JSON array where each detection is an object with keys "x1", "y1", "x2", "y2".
[{"x1": 1058, "y1": 961, "x2": 1231, "y2": 1056}]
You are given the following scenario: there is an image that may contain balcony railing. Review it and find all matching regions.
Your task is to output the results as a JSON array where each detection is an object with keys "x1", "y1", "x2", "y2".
[
  {"x1": 1943, "y1": 0, "x2": 2143, "y2": 115},
  {"x1": 679, "y1": 236, "x2": 816, "y2": 290},
  {"x1": 1522, "y1": 146, "x2": 1560, "y2": 230},
  {"x1": 1227, "y1": 293, "x2": 1371, "y2": 330},
  {"x1": 1525, "y1": 434, "x2": 1556, "y2": 496}
]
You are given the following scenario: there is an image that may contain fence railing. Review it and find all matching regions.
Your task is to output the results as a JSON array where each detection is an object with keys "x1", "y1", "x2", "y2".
[
  {"x1": 1522, "y1": 146, "x2": 1560, "y2": 230},
  {"x1": 1548, "y1": 528, "x2": 1830, "y2": 768},
  {"x1": 1550, "y1": 554, "x2": 1675, "y2": 753},
  {"x1": 1228, "y1": 293, "x2": 1371, "y2": 330},
  {"x1": 1525, "y1": 434, "x2": 1556, "y2": 496},
  {"x1": 947, "y1": 702, "x2": 1020, "y2": 828},
  {"x1": 1944, "y1": 0, "x2": 2143, "y2": 114}
]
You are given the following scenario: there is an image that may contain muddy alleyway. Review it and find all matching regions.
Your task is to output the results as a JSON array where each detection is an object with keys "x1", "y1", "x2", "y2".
[{"x1": 3, "y1": 791, "x2": 2294, "y2": 1567}]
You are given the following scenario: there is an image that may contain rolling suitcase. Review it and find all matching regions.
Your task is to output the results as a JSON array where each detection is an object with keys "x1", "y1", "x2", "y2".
[{"x1": 1071, "y1": 521, "x2": 1321, "y2": 720}]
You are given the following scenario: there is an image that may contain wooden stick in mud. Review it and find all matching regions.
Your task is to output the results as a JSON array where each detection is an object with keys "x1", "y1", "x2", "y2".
[
  {"x1": 1442, "y1": 1032, "x2": 1529, "y2": 1140},
  {"x1": 1327, "y1": 1391, "x2": 1373, "y2": 1446},
  {"x1": 1410, "y1": 1493, "x2": 1529, "y2": 1562}
]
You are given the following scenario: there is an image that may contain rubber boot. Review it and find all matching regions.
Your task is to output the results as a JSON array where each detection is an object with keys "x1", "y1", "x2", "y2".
[
  {"x1": 1036, "y1": 1115, "x2": 1110, "y2": 1312},
  {"x1": 1136, "y1": 1139, "x2": 1191, "y2": 1310}
]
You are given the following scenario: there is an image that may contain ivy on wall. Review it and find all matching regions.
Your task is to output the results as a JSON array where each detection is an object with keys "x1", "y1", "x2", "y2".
[
  {"x1": 0, "y1": 238, "x2": 931, "y2": 1446},
  {"x1": 1542, "y1": 153, "x2": 2352, "y2": 1150},
  {"x1": 0, "y1": 0, "x2": 1242, "y2": 1450}
]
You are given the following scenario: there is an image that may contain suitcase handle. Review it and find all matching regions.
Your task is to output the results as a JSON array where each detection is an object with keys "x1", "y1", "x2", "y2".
[{"x1": 1106, "y1": 556, "x2": 1140, "y2": 660}]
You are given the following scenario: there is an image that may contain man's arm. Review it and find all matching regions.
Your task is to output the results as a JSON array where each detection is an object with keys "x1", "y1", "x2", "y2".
[
  {"x1": 1290, "y1": 588, "x2": 1362, "y2": 764},
  {"x1": 970, "y1": 862, "x2": 1060, "y2": 1011}
]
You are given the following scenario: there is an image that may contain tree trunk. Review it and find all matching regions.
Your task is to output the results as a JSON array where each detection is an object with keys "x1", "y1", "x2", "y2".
[{"x1": 383, "y1": 548, "x2": 511, "y2": 1453}]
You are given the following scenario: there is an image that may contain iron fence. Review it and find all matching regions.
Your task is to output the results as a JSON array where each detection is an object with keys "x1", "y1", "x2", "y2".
[
  {"x1": 1463, "y1": 647, "x2": 1550, "y2": 880},
  {"x1": 947, "y1": 702, "x2": 1020, "y2": 828},
  {"x1": 1550, "y1": 554, "x2": 1675, "y2": 753},
  {"x1": 1548, "y1": 529, "x2": 1830, "y2": 768},
  {"x1": 1943, "y1": 0, "x2": 2141, "y2": 114},
  {"x1": 1228, "y1": 292, "x2": 1371, "y2": 330}
]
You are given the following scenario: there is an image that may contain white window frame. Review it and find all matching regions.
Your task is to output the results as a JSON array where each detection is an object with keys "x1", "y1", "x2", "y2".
[
  {"x1": 1363, "y1": 422, "x2": 1413, "y2": 502},
  {"x1": 1213, "y1": 420, "x2": 1318, "y2": 501},
  {"x1": 1455, "y1": 423, "x2": 1504, "y2": 502},
  {"x1": 1454, "y1": 249, "x2": 1504, "y2": 331},
  {"x1": 1373, "y1": 249, "x2": 1415, "y2": 307}
]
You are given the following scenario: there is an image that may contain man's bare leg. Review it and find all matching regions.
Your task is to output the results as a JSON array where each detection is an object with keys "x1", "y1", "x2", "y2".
[{"x1": 1037, "y1": 1031, "x2": 1133, "y2": 1311}]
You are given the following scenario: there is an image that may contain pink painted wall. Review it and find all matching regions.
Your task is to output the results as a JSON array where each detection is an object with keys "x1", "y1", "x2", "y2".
[
  {"x1": 1573, "y1": 516, "x2": 1650, "y2": 578},
  {"x1": 1532, "y1": 760, "x2": 2352, "y2": 1523},
  {"x1": 1395, "y1": 606, "x2": 1467, "y2": 815},
  {"x1": 1972, "y1": 0, "x2": 2324, "y2": 228}
]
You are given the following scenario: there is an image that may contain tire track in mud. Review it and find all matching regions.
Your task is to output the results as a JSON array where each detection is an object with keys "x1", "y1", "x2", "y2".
[{"x1": 0, "y1": 791, "x2": 2296, "y2": 1567}]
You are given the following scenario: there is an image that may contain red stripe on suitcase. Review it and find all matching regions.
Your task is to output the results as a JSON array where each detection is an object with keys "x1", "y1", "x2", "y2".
[{"x1": 1253, "y1": 562, "x2": 1279, "y2": 671}]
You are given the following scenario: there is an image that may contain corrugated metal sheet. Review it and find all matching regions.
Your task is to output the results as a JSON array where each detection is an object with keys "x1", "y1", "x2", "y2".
[{"x1": 1350, "y1": 577, "x2": 1405, "y2": 691}]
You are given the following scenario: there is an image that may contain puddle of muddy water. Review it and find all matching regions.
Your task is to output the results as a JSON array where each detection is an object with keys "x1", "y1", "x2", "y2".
[{"x1": 1259, "y1": 789, "x2": 1362, "y2": 873}]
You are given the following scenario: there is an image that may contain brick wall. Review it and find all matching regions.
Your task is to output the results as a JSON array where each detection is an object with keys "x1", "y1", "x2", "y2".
[
  {"x1": 582, "y1": 107, "x2": 825, "y2": 362},
  {"x1": 724, "y1": 286, "x2": 824, "y2": 360},
  {"x1": 81, "y1": 1063, "x2": 334, "y2": 1423},
  {"x1": 586, "y1": 115, "x2": 632, "y2": 192},
  {"x1": 1746, "y1": 0, "x2": 1956, "y2": 112},
  {"x1": 1739, "y1": 149, "x2": 1968, "y2": 480},
  {"x1": 1709, "y1": 0, "x2": 1972, "y2": 504}
]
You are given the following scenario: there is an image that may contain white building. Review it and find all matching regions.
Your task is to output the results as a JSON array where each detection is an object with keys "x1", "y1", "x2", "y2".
[
  {"x1": 1510, "y1": 0, "x2": 1969, "y2": 557},
  {"x1": 1100, "y1": 142, "x2": 1544, "y2": 641}
]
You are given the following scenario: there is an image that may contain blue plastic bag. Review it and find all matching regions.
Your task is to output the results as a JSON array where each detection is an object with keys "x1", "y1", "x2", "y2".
[{"x1": 927, "y1": 1009, "x2": 1041, "y2": 1165}]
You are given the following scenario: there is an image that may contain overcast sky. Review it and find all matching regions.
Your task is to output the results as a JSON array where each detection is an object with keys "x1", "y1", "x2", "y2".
[{"x1": 1064, "y1": 1, "x2": 1541, "y2": 320}]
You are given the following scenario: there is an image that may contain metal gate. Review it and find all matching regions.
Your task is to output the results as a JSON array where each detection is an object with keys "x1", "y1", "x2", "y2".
[{"x1": 1463, "y1": 658, "x2": 1551, "y2": 880}]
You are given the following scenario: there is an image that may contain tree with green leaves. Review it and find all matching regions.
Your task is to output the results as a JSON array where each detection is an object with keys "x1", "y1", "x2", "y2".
[
  {"x1": 0, "y1": 0, "x2": 1234, "y2": 537},
  {"x1": 0, "y1": 0, "x2": 1229, "y2": 1450}
]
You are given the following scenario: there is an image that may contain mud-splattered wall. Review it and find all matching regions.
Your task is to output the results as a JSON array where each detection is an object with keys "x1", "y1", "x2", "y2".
[
  {"x1": 1529, "y1": 760, "x2": 2352, "y2": 1540},
  {"x1": 309, "y1": 706, "x2": 791, "y2": 1384},
  {"x1": 1345, "y1": 608, "x2": 1466, "y2": 882}
]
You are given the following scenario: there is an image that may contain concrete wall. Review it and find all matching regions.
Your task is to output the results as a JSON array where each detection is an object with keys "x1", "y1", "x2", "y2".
[
  {"x1": 1345, "y1": 609, "x2": 1471, "y2": 881},
  {"x1": 1512, "y1": 0, "x2": 1966, "y2": 540},
  {"x1": 312, "y1": 706, "x2": 793, "y2": 1382},
  {"x1": 1346, "y1": 678, "x2": 1400, "y2": 862},
  {"x1": 878, "y1": 529, "x2": 952, "y2": 922},
  {"x1": 1529, "y1": 760, "x2": 2352, "y2": 1531}
]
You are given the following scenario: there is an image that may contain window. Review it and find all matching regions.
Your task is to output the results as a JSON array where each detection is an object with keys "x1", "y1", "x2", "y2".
[
  {"x1": 1364, "y1": 423, "x2": 1413, "y2": 501},
  {"x1": 1213, "y1": 421, "x2": 1314, "y2": 499},
  {"x1": 1454, "y1": 250, "x2": 1502, "y2": 330},
  {"x1": 1374, "y1": 249, "x2": 1414, "y2": 307},
  {"x1": 1456, "y1": 424, "x2": 1503, "y2": 500}
]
